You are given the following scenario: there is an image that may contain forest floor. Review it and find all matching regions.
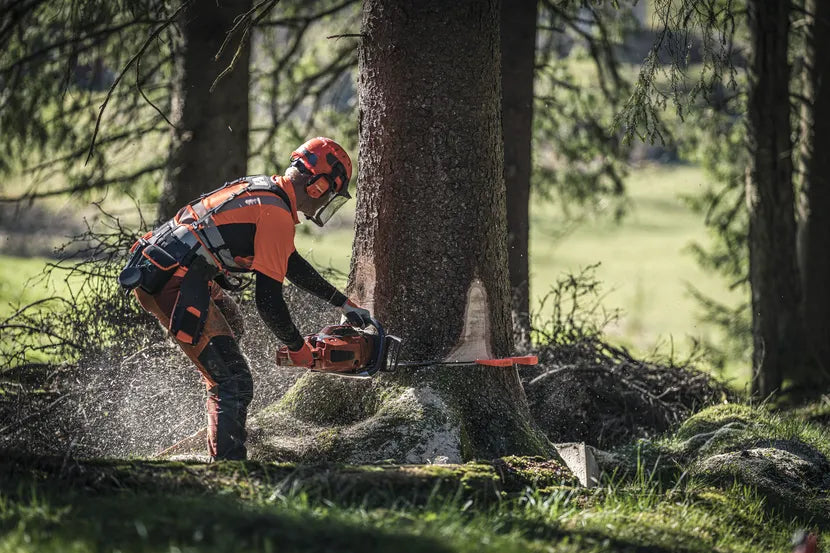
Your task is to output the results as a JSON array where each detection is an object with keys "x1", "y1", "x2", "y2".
[{"x1": 1, "y1": 402, "x2": 828, "y2": 553}]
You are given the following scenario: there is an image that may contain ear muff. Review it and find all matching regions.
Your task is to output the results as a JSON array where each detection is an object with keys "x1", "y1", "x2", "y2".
[{"x1": 306, "y1": 175, "x2": 331, "y2": 199}]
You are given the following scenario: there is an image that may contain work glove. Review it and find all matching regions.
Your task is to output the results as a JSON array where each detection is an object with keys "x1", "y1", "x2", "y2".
[
  {"x1": 287, "y1": 340, "x2": 315, "y2": 368},
  {"x1": 341, "y1": 298, "x2": 371, "y2": 326}
]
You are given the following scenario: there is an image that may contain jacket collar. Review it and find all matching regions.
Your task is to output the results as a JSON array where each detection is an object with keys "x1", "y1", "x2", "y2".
[{"x1": 273, "y1": 175, "x2": 300, "y2": 224}]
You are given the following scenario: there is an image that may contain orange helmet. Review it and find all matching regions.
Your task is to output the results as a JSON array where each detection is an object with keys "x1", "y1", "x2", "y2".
[{"x1": 289, "y1": 137, "x2": 352, "y2": 198}]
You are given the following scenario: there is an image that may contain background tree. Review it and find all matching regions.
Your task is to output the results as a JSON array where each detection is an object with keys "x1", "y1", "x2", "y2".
[
  {"x1": 0, "y1": 0, "x2": 358, "y2": 209},
  {"x1": 620, "y1": 0, "x2": 828, "y2": 398},
  {"x1": 157, "y1": 0, "x2": 253, "y2": 219},
  {"x1": 501, "y1": 0, "x2": 538, "y2": 343},
  {"x1": 501, "y1": 1, "x2": 634, "y2": 342},
  {"x1": 744, "y1": 0, "x2": 802, "y2": 398},
  {"x1": 0, "y1": 1, "x2": 174, "y2": 202},
  {"x1": 795, "y1": 0, "x2": 830, "y2": 390}
]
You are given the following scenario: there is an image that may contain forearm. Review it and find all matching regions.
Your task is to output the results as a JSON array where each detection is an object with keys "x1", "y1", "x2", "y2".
[
  {"x1": 254, "y1": 271, "x2": 304, "y2": 350},
  {"x1": 286, "y1": 251, "x2": 347, "y2": 307}
]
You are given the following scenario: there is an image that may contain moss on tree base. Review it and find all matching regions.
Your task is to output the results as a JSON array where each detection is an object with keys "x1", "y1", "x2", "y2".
[{"x1": 246, "y1": 370, "x2": 555, "y2": 464}]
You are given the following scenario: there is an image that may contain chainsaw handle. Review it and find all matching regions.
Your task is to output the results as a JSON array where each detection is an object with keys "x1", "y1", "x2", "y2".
[{"x1": 344, "y1": 311, "x2": 372, "y2": 328}]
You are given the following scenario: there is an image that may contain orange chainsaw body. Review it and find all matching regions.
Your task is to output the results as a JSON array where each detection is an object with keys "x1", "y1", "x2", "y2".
[{"x1": 276, "y1": 324, "x2": 377, "y2": 374}]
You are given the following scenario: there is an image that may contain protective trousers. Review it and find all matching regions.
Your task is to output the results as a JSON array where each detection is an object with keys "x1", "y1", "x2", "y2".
[{"x1": 135, "y1": 270, "x2": 252, "y2": 460}]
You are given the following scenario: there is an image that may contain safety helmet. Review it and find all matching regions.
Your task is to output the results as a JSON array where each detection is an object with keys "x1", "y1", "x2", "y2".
[{"x1": 289, "y1": 137, "x2": 353, "y2": 226}]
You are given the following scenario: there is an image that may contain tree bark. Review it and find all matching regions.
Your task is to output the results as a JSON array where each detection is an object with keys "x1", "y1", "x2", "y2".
[
  {"x1": 346, "y1": 0, "x2": 550, "y2": 460},
  {"x1": 795, "y1": 0, "x2": 830, "y2": 392},
  {"x1": 501, "y1": 0, "x2": 537, "y2": 344},
  {"x1": 745, "y1": 0, "x2": 803, "y2": 398},
  {"x1": 157, "y1": 0, "x2": 252, "y2": 220}
]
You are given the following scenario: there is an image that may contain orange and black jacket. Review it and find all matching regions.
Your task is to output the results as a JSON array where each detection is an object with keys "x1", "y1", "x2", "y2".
[{"x1": 174, "y1": 175, "x2": 346, "y2": 350}]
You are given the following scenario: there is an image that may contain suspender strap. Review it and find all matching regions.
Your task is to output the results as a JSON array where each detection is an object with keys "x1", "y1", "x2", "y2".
[{"x1": 179, "y1": 175, "x2": 292, "y2": 273}]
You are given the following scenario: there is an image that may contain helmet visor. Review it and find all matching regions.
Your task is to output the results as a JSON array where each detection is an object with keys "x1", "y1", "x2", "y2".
[{"x1": 308, "y1": 192, "x2": 349, "y2": 227}]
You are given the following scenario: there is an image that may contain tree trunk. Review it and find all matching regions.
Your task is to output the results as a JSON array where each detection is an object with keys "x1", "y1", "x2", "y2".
[
  {"x1": 245, "y1": 0, "x2": 553, "y2": 464},
  {"x1": 795, "y1": 0, "x2": 830, "y2": 392},
  {"x1": 745, "y1": 0, "x2": 802, "y2": 398},
  {"x1": 157, "y1": 0, "x2": 252, "y2": 220},
  {"x1": 501, "y1": 0, "x2": 537, "y2": 344}
]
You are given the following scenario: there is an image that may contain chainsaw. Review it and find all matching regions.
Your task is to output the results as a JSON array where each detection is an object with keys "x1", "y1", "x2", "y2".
[
  {"x1": 276, "y1": 313, "x2": 539, "y2": 378},
  {"x1": 276, "y1": 313, "x2": 403, "y2": 377}
]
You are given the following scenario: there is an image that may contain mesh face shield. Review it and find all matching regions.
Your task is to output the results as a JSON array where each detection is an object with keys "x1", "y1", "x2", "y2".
[{"x1": 308, "y1": 190, "x2": 350, "y2": 227}]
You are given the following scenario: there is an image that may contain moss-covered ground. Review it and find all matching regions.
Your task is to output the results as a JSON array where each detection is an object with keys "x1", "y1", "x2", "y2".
[{"x1": 2, "y1": 401, "x2": 827, "y2": 553}]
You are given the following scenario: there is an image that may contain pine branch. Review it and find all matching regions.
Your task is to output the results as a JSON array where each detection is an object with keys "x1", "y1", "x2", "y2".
[
  {"x1": 257, "y1": 0, "x2": 357, "y2": 27},
  {"x1": 85, "y1": 2, "x2": 188, "y2": 164}
]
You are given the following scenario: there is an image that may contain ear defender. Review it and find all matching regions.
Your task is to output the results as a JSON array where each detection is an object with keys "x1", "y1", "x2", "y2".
[{"x1": 306, "y1": 176, "x2": 330, "y2": 199}]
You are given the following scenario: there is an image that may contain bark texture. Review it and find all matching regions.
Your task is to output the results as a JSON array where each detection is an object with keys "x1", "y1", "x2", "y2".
[
  {"x1": 501, "y1": 0, "x2": 537, "y2": 343},
  {"x1": 353, "y1": 0, "x2": 511, "y2": 360},
  {"x1": 347, "y1": 0, "x2": 549, "y2": 460},
  {"x1": 745, "y1": 0, "x2": 803, "y2": 398},
  {"x1": 796, "y1": 0, "x2": 830, "y2": 391},
  {"x1": 157, "y1": 0, "x2": 252, "y2": 220}
]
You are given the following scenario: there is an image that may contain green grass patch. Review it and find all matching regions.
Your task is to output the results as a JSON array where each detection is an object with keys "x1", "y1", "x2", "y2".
[
  {"x1": 2, "y1": 400, "x2": 827, "y2": 552},
  {"x1": 532, "y1": 163, "x2": 744, "y2": 380},
  {"x1": 0, "y1": 255, "x2": 72, "y2": 318},
  {"x1": 0, "y1": 460, "x2": 808, "y2": 553}
]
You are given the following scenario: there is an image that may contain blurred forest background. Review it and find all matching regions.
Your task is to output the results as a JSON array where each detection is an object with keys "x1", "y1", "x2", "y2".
[{"x1": 0, "y1": 0, "x2": 825, "y2": 397}]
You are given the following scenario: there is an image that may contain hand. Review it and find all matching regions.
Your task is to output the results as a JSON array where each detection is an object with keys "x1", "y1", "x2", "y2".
[
  {"x1": 287, "y1": 340, "x2": 315, "y2": 368},
  {"x1": 341, "y1": 299, "x2": 371, "y2": 325}
]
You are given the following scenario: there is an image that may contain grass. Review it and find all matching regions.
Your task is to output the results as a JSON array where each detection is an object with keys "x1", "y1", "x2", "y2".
[
  {"x1": 533, "y1": 163, "x2": 745, "y2": 379},
  {"x1": 0, "y1": 256, "x2": 73, "y2": 319},
  {"x1": 0, "y1": 457, "x2": 810, "y2": 553},
  {"x1": 1, "y1": 399, "x2": 826, "y2": 553}
]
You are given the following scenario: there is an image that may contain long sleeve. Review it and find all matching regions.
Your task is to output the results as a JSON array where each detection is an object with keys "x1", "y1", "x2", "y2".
[
  {"x1": 255, "y1": 270, "x2": 304, "y2": 350},
  {"x1": 285, "y1": 251, "x2": 348, "y2": 307}
]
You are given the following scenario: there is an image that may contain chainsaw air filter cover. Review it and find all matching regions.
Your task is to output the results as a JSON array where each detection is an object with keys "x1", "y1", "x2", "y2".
[{"x1": 309, "y1": 324, "x2": 376, "y2": 373}]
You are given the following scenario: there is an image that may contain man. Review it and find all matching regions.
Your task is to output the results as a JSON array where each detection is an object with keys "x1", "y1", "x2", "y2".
[{"x1": 119, "y1": 137, "x2": 369, "y2": 461}]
